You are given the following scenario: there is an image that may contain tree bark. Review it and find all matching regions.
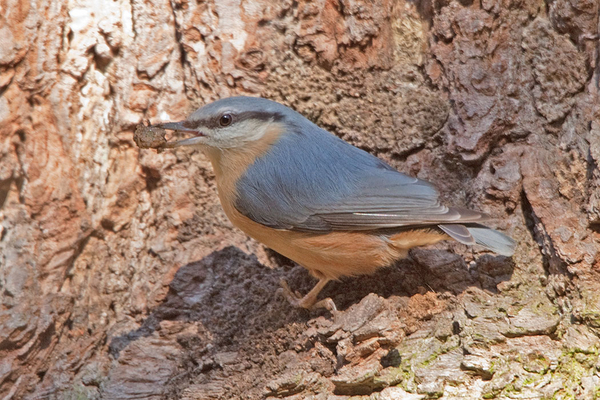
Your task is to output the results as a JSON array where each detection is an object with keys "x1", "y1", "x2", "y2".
[{"x1": 0, "y1": 0, "x2": 599, "y2": 398}]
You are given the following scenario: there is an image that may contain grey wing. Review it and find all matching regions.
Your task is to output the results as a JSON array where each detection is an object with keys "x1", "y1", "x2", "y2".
[
  {"x1": 234, "y1": 123, "x2": 488, "y2": 232},
  {"x1": 314, "y1": 173, "x2": 515, "y2": 256},
  {"x1": 309, "y1": 170, "x2": 489, "y2": 231}
]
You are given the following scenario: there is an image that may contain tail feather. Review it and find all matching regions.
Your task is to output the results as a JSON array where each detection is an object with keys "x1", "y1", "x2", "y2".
[
  {"x1": 438, "y1": 224, "x2": 476, "y2": 245},
  {"x1": 439, "y1": 223, "x2": 516, "y2": 257}
]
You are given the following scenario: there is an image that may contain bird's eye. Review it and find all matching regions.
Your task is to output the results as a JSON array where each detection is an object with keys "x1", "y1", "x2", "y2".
[{"x1": 219, "y1": 114, "x2": 232, "y2": 127}]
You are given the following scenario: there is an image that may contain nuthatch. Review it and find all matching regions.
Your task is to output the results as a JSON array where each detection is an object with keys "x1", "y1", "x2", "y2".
[{"x1": 155, "y1": 96, "x2": 515, "y2": 310}]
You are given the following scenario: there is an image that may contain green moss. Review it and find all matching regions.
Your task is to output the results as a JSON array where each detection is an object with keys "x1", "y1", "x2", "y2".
[
  {"x1": 521, "y1": 375, "x2": 541, "y2": 386},
  {"x1": 499, "y1": 383, "x2": 520, "y2": 397},
  {"x1": 487, "y1": 360, "x2": 497, "y2": 375},
  {"x1": 419, "y1": 352, "x2": 439, "y2": 368},
  {"x1": 551, "y1": 389, "x2": 577, "y2": 400},
  {"x1": 558, "y1": 359, "x2": 585, "y2": 382},
  {"x1": 417, "y1": 343, "x2": 461, "y2": 368},
  {"x1": 523, "y1": 354, "x2": 550, "y2": 374},
  {"x1": 557, "y1": 348, "x2": 597, "y2": 382},
  {"x1": 523, "y1": 347, "x2": 600, "y2": 399},
  {"x1": 565, "y1": 346, "x2": 599, "y2": 357}
]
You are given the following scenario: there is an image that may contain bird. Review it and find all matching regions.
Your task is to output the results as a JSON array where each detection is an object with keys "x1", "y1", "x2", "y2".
[{"x1": 154, "y1": 96, "x2": 515, "y2": 311}]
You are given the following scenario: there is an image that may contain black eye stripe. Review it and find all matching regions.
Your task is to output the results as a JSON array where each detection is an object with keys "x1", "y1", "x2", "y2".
[
  {"x1": 181, "y1": 119, "x2": 203, "y2": 129},
  {"x1": 187, "y1": 111, "x2": 285, "y2": 129},
  {"x1": 237, "y1": 111, "x2": 285, "y2": 122}
]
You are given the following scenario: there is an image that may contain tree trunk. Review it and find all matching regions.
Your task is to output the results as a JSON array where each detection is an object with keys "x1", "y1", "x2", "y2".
[{"x1": 1, "y1": 0, "x2": 599, "y2": 398}]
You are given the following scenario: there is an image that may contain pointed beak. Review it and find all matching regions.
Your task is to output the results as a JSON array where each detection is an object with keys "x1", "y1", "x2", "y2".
[{"x1": 153, "y1": 121, "x2": 205, "y2": 148}]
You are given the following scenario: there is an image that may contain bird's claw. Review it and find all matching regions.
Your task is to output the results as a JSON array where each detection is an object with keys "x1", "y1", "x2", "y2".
[{"x1": 278, "y1": 279, "x2": 337, "y2": 312}]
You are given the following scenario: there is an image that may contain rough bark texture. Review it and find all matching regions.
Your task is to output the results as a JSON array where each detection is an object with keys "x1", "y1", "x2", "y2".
[{"x1": 0, "y1": 0, "x2": 599, "y2": 399}]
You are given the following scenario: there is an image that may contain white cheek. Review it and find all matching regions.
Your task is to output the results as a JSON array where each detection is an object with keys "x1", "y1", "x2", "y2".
[
  {"x1": 213, "y1": 120, "x2": 270, "y2": 148},
  {"x1": 239, "y1": 120, "x2": 270, "y2": 141}
]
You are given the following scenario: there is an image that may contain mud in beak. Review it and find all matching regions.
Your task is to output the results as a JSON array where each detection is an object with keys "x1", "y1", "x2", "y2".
[{"x1": 153, "y1": 122, "x2": 205, "y2": 148}]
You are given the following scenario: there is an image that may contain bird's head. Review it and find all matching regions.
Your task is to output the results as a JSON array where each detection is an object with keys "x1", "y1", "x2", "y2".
[{"x1": 155, "y1": 96, "x2": 294, "y2": 150}]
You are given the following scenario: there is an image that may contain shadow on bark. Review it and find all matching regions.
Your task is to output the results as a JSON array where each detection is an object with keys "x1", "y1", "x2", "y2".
[{"x1": 109, "y1": 245, "x2": 514, "y2": 357}]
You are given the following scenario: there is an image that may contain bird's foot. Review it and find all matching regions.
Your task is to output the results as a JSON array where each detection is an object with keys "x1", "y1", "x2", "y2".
[{"x1": 278, "y1": 279, "x2": 337, "y2": 312}]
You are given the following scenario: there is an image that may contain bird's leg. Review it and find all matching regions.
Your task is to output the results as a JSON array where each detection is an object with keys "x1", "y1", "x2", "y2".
[{"x1": 278, "y1": 278, "x2": 337, "y2": 311}]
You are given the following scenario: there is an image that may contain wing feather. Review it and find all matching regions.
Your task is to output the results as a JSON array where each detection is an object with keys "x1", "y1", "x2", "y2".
[{"x1": 234, "y1": 122, "x2": 488, "y2": 232}]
